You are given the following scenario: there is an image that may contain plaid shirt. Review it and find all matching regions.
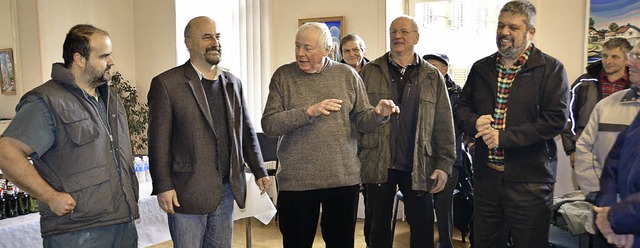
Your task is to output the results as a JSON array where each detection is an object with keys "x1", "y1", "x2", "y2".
[
  {"x1": 599, "y1": 70, "x2": 630, "y2": 98},
  {"x1": 488, "y1": 45, "x2": 533, "y2": 164}
]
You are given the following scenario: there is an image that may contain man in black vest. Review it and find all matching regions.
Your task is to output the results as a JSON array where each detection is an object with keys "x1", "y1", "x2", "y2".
[{"x1": 0, "y1": 24, "x2": 139, "y2": 247}]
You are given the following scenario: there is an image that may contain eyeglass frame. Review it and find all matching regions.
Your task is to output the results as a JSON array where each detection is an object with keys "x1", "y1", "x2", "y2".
[
  {"x1": 389, "y1": 29, "x2": 418, "y2": 36},
  {"x1": 628, "y1": 52, "x2": 640, "y2": 64}
]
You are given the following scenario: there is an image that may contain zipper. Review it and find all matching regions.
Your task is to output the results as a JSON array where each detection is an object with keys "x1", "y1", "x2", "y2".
[{"x1": 84, "y1": 90, "x2": 134, "y2": 220}]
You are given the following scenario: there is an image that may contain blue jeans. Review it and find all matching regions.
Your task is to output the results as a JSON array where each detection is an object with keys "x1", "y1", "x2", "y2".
[
  {"x1": 168, "y1": 183, "x2": 234, "y2": 248},
  {"x1": 43, "y1": 221, "x2": 137, "y2": 248}
]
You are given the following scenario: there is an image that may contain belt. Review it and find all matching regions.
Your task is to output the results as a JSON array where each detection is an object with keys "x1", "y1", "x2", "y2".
[{"x1": 487, "y1": 162, "x2": 504, "y2": 172}]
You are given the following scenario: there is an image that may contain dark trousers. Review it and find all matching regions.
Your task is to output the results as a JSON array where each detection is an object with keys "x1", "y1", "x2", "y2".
[
  {"x1": 366, "y1": 169, "x2": 434, "y2": 248},
  {"x1": 278, "y1": 185, "x2": 360, "y2": 248},
  {"x1": 362, "y1": 184, "x2": 371, "y2": 247},
  {"x1": 434, "y1": 167, "x2": 459, "y2": 248},
  {"x1": 473, "y1": 170, "x2": 554, "y2": 248}
]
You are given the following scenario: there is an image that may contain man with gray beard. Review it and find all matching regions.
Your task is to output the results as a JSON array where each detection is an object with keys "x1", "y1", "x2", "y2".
[
  {"x1": 453, "y1": 1, "x2": 569, "y2": 247},
  {"x1": 147, "y1": 16, "x2": 269, "y2": 248}
]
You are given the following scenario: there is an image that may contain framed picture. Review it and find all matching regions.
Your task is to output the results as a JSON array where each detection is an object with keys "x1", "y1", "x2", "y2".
[
  {"x1": 298, "y1": 16, "x2": 344, "y2": 62},
  {"x1": 0, "y1": 48, "x2": 16, "y2": 95}
]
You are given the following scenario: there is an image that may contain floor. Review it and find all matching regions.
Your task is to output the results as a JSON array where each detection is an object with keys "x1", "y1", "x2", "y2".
[{"x1": 148, "y1": 218, "x2": 472, "y2": 248}]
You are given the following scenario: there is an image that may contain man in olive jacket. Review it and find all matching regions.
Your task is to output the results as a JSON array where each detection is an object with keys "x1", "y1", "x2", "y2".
[{"x1": 358, "y1": 16, "x2": 455, "y2": 248}]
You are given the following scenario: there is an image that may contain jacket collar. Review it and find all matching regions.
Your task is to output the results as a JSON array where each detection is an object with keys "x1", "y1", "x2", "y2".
[{"x1": 50, "y1": 62, "x2": 110, "y2": 100}]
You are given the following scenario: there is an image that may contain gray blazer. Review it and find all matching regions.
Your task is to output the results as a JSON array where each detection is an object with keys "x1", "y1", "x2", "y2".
[{"x1": 147, "y1": 61, "x2": 267, "y2": 213}]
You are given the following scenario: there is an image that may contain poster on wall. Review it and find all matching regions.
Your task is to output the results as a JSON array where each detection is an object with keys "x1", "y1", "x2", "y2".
[
  {"x1": 298, "y1": 16, "x2": 344, "y2": 62},
  {"x1": 0, "y1": 48, "x2": 16, "y2": 95},
  {"x1": 588, "y1": 0, "x2": 640, "y2": 63}
]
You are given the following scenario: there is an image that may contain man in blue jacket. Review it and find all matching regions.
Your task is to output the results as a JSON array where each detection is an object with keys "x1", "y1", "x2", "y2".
[
  {"x1": 453, "y1": 1, "x2": 569, "y2": 247},
  {"x1": 594, "y1": 39, "x2": 640, "y2": 248}
]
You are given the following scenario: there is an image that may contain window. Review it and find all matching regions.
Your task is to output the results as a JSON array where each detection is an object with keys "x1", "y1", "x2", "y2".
[{"x1": 412, "y1": 0, "x2": 508, "y2": 85}]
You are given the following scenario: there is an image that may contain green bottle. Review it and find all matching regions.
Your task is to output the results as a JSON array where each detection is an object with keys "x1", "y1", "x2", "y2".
[{"x1": 28, "y1": 195, "x2": 38, "y2": 213}]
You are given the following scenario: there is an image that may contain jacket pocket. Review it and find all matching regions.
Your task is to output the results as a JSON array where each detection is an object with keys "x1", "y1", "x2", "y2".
[
  {"x1": 63, "y1": 166, "x2": 115, "y2": 221},
  {"x1": 359, "y1": 133, "x2": 379, "y2": 148},
  {"x1": 171, "y1": 161, "x2": 194, "y2": 173},
  {"x1": 59, "y1": 109, "x2": 99, "y2": 146}
]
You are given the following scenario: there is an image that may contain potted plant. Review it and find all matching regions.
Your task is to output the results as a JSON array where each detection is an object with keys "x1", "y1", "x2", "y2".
[{"x1": 109, "y1": 71, "x2": 148, "y2": 154}]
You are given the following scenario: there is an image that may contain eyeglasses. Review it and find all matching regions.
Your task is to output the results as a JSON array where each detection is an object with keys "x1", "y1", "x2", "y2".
[
  {"x1": 628, "y1": 52, "x2": 640, "y2": 64},
  {"x1": 389, "y1": 29, "x2": 417, "y2": 36},
  {"x1": 342, "y1": 48, "x2": 362, "y2": 54}
]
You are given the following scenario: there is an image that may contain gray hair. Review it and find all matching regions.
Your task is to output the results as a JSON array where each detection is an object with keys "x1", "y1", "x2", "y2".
[
  {"x1": 603, "y1": 37, "x2": 633, "y2": 54},
  {"x1": 500, "y1": 0, "x2": 537, "y2": 30},
  {"x1": 340, "y1": 33, "x2": 366, "y2": 52},
  {"x1": 297, "y1": 22, "x2": 332, "y2": 51}
]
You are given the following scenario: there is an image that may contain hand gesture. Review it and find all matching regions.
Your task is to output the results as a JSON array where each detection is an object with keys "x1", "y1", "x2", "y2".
[
  {"x1": 157, "y1": 189, "x2": 181, "y2": 214},
  {"x1": 593, "y1": 206, "x2": 634, "y2": 247},
  {"x1": 475, "y1": 115, "x2": 499, "y2": 149},
  {"x1": 429, "y1": 169, "x2": 448, "y2": 193},
  {"x1": 375, "y1": 99, "x2": 400, "y2": 117},
  {"x1": 306, "y1": 99, "x2": 342, "y2": 117},
  {"x1": 256, "y1": 176, "x2": 270, "y2": 195}
]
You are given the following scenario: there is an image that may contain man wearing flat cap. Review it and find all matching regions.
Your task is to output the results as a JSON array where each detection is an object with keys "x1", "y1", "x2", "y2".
[{"x1": 424, "y1": 53, "x2": 466, "y2": 248}]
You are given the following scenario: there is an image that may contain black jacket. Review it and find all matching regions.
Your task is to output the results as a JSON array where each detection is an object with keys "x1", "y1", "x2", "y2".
[{"x1": 454, "y1": 45, "x2": 570, "y2": 183}]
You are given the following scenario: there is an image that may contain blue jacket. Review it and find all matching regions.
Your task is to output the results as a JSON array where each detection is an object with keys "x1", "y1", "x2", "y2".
[{"x1": 596, "y1": 111, "x2": 640, "y2": 245}]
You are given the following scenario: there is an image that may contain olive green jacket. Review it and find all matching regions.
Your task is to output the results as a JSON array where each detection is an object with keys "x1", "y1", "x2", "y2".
[{"x1": 358, "y1": 53, "x2": 455, "y2": 191}]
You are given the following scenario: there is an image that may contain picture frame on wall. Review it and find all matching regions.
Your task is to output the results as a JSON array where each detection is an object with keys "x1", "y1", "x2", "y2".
[
  {"x1": 0, "y1": 48, "x2": 16, "y2": 95},
  {"x1": 298, "y1": 16, "x2": 344, "y2": 62}
]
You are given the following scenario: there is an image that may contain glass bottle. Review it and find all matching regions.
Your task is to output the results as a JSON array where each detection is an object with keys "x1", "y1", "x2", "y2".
[
  {"x1": 5, "y1": 183, "x2": 18, "y2": 218},
  {"x1": 0, "y1": 190, "x2": 6, "y2": 219},
  {"x1": 28, "y1": 195, "x2": 39, "y2": 213},
  {"x1": 17, "y1": 190, "x2": 29, "y2": 215}
]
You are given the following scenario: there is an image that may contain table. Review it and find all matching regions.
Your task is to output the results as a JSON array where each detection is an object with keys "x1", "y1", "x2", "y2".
[{"x1": 0, "y1": 173, "x2": 277, "y2": 247}]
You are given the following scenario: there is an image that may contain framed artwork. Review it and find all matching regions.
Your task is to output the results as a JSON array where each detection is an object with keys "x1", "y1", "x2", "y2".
[
  {"x1": 298, "y1": 16, "x2": 345, "y2": 62},
  {"x1": 588, "y1": 0, "x2": 640, "y2": 63},
  {"x1": 0, "y1": 48, "x2": 16, "y2": 95}
]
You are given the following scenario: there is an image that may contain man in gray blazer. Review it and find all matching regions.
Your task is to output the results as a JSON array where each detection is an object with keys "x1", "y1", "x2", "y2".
[{"x1": 147, "y1": 16, "x2": 269, "y2": 248}]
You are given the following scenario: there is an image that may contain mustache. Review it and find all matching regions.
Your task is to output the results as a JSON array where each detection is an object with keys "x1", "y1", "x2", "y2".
[
  {"x1": 206, "y1": 46, "x2": 221, "y2": 53},
  {"x1": 498, "y1": 34, "x2": 512, "y2": 41}
]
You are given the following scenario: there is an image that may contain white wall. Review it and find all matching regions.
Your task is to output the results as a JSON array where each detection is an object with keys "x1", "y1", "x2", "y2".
[
  {"x1": 0, "y1": 0, "x2": 18, "y2": 118},
  {"x1": 132, "y1": 0, "x2": 177, "y2": 102},
  {"x1": 532, "y1": 0, "x2": 588, "y2": 195},
  {"x1": 269, "y1": 0, "x2": 388, "y2": 74}
]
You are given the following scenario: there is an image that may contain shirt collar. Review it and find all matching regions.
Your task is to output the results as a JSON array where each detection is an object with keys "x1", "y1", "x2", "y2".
[{"x1": 190, "y1": 62, "x2": 224, "y2": 80}]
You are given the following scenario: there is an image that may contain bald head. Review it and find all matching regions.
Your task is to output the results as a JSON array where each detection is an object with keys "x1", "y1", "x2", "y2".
[
  {"x1": 184, "y1": 16, "x2": 216, "y2": 39},
  {"x1": 184, "y1": 16, "x2": 221, "y2": 66}
]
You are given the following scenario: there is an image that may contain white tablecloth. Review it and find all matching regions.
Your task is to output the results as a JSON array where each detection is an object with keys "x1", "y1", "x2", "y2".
[{"x1": 0, "y1": 173, "x2": 277, "y2": 247}]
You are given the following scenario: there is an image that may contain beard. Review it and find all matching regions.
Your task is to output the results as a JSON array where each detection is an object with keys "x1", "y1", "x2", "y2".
[
  {"x1": 85, "y1": 63, "x2": 110, "y2": 88},
  {"x1": 205, "y1": 46, "x2": 222, "y2": 65},
  {"x1": 497, "y1": 33, "x2": 529, "y2": 60}
]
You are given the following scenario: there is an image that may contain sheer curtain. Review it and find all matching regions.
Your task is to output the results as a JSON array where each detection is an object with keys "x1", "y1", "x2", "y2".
[{"x1": 238, "y1": 0, "x2": 271, "y2": 130}]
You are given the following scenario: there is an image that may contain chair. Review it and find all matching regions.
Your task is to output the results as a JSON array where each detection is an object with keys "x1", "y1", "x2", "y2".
[
  {"x1": 256, "y1": 132, "x2": 279, "y2": 185},
  {"x1": 391, "y1": 190, "x2": 404, "y2": 243},
  {"x1": 245, "y1": 132, "x2": 279, "y2": 248}
]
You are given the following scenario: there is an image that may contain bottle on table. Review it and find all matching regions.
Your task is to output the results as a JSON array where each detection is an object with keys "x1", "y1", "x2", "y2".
[
  {"x1": 28, "y1": 195, "x2": 38, "y2": 213},
  {"x1": 0, "y1": 189, "x2": 6, "y2": 220},
  {"x1": 5, "y1": 182, "x2": 18, "y2": 218},
  {"x1": 17, "y1": 189, "x2": 29, "y2": 215}
]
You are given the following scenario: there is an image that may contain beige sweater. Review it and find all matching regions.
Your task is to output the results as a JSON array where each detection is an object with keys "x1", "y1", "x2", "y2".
[{"x1": 261, "y1": 59, "x2": 386, "y2": 191}]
